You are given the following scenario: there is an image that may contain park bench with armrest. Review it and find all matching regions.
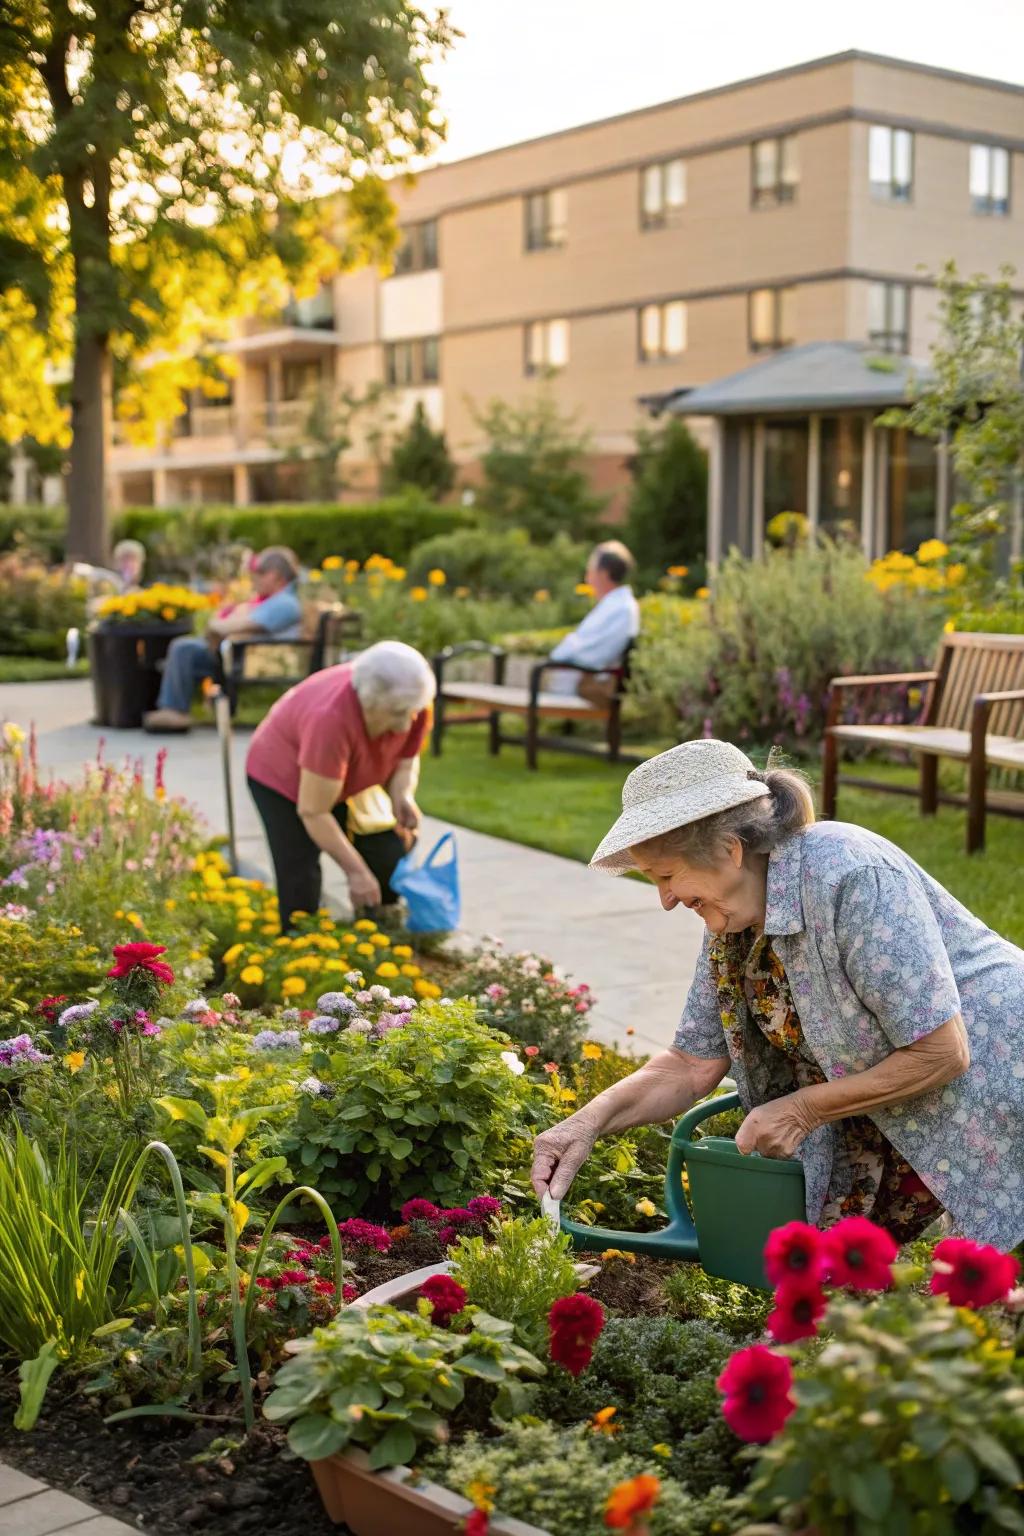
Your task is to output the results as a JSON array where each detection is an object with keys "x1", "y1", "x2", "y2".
[
  {"x1": 218, "y1": 604, "x2": 364, "y2": 714},
  {"x1": 431, "y1": 640, "x2": 636, "y2": 770},
  {"x1": 822, "y1": 630, "x2": 1024, "y2": 853}
]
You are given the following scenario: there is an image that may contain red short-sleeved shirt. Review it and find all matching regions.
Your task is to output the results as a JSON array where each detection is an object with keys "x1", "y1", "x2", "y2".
[{"x1": 245, "y1": 663, "x2": 428, "y2": 805}]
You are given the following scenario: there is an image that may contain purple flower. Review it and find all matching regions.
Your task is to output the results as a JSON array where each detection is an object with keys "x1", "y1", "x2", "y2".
[
  {"x1": 315, "y1": 992, "x2": 356, "y2": 1017},
  {"x1": 307, "y1": 1015, "x2": 341, "y2": 1034},
  {"x1": 58, "y1": 1001, "x2": 99, "y2": 1028},
  {"x1": 252, "y1": 1029, "x2": 301, "y2": 1051},
  {"x1": 182, "y1": 998, "x2": 210, "y2": 1018},
  {"x1": 141, "y1": 1021, "x2": 162, "y2": 1037},
  {"x1": 484, "y1": 983, "x2": 509, "y2": 1001},
  {"x1": 393, "y1": 995, "x2": 416, "y2": 1013},
  {"x1": 372, "y1": 1012, "x2": 405, "y2": 1034},
  {"x1": 467, "y1": 1196, "x2": 502, "y2": 1220},
  {"x1": 344, "y1": 971, "x2": 363, "y2": 986},
  {"x1": 369, "y1": 985, "x2": 391, "y2": 1001},
  {"x1": 355, "y1": 990, "x2": 372, "y2": 1004},
  {"x1": 0, "y1": 1033, "x2": 50, "y2": 1066}
]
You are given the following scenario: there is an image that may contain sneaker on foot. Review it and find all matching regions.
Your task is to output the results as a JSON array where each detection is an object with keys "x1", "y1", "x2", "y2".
[{"x1": 142, "y1": 708, "x2": 193, "y2": 733}]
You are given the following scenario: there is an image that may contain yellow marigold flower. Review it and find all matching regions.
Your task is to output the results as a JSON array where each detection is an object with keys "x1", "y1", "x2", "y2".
[
  {"x1": 581, "y1": 1041, "x2": 603, "y2": 1060},
  {"x1": 533, "y1": 589, "x2": 550, "y2": 602},
  {"x1": 410, "y1": 587, "x2": 428, "y2": 602},
  {"x1": 427, "y1": 568, "x2": 447, "y2": 587},
  {"x1": 354, "y1": 918, "x2": 376, "y2": 932},
  {"x1": 246, "y1": 952, "x2": 265, "y2": 965},
  {"x1": 635, "y1": 1198, "x2": 657, "y2": 1217},
  {"x1": 240, "y1": 965, "x2": 265, "y2": 985},
  {"x1": 667, "y1": 564, "x2": 689, "y2": 578},
  {"x1": 64, "y1": 1051, "x2": 86, "y2": 1074},
  {"x1": 916, "y1": 538, "x2": 949, "y2": 564},
  {"x1": 223, "y1": 944, "x2": 244, "y2": 964},
  {"x1": 601, "y1": 1249, "x2": 637, "y2": 1264},
  {"x1": 696, "y1": 586, "x2": 710, "y2": 599},
  {"x1": 356, "y1": 942, "x2": 375, "y2": 958},
  {"x1": 114, "y1": 909, "x2": 124, "y2": 919},
  {"x1": 370, "y1": 932, "x2": 389, "y2": 949},
  {"x1": 322, "y1": 555, "x2": 343, "y2": 570},
  {"x1": 3, "y1": 722, "x2": 26, "y2": 748},
  {"x1": 127, "y1": 913, "x2": 143, "y2": 929},
  {"x1": 165, "y1": 899, "x2": 177, "y2": 911},
  {"x1": 575, "y1": 582, "x2": 594, "y2": 597},
  {"x1": 651, "y1": 1443, "x2": 672, "y2": 1459},
  {"x1": 454, "y1": 585, "x2": 470, "y2": 598},
  {"x1": 260, "y1": 924, "x2": 278, "y2": 935},
  {"x1": 281, "y1": 977, "x2": 307, "y2": 997},
  {"x1": 466, "y1": 1481, "x2": 496, "y2": 1515},
  {"x1": 559, "y1": 1087, "x2": 577, "y2": 1103},
  {"x1": 376, "y1": 961, "x2": 399, "y2": 978},
  {"x1": 161, "y1": 606, "x2": 176, "y2": 621},
  {"x1": 274, "y1": 936, "x2": 291, "y2": 947},
  {"x1": 414, "y1": 978, "x2": 442, "y2": 999},
  {"x1": 308, "y1": 569, "x2": 323, "y2": 583},
  {"x1": 400, "y1": 964, "x2": 421, "y2": 978},
  {"x1": 237, "y1": 921, "x2": 252, "y2": 933},
  {"x1": 591, "y1": 1406, "x2": 619, "y2": 1435},
  {"x1": 392, "y1": 945, "x2": 413, "y2": 959}
]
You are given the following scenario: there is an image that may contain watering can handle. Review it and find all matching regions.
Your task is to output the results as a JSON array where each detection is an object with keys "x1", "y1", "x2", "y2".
[{"x1": 672, "y1": 1091, "x2": 742, "y2": 1149}]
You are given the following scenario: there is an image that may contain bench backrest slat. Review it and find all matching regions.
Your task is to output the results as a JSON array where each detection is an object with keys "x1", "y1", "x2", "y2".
[{"x1": 935, "y1": 632, "x2": 1024, "y2": 738}]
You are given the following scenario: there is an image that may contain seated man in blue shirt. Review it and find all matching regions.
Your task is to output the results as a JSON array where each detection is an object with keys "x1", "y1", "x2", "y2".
[
  {"x1": 143, "y1": 546, "x2": 303, "y2": 733},
  {"x1": 547, "y1": 540, "x2": 641, "y2": 701}
]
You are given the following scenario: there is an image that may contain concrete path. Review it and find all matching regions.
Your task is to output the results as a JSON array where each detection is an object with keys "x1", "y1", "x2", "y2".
[
  {"x1": 0, "y1": 1465, "x2": 134, "y2": 1535},
  {"x1": 0, "y1": 679, "x2": 703, "y2": 1053}
]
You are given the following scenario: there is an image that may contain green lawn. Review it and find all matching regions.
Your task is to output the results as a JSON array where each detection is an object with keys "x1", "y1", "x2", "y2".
[
  {"x1": 418, "y1": 726, "x2": 1024, "y2": 948},
  {"x1": 0, "y1": 656, "x2": 90, "y2": 683}
]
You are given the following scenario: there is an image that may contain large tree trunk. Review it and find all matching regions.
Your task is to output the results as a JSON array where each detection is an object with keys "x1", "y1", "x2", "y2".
[{"x1": 66, "y1": 323, "x2": 112, "y2": 564}]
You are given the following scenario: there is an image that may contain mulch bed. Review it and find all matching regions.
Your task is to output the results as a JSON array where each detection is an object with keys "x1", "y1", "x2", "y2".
[{"x1": 583, "y1": 1254, "x2": 676, "y2": 1317}]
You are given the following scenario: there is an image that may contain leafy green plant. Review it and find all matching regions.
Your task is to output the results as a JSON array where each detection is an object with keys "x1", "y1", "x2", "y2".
[
  {"x1": 474, "y1": 389, "x2": 607, "y2": 544},
  {"x1": 156, "y1": 1070, "x2": 344, "y2": 1430},
  {"x1": 625, "y1": 417, "x2": 708, "y2": 586},
  {"x1": 744, "y1": 1288, "x2": 1024, "y2": 1534},
  {"x1": 448, "y1": 1216, "x2": 579, "y2": 1354},
  {"x1": 427, "y1": 1422, "x2": 739, "y2": 1536},
  {"x1": 406, "y1": 526, "x2": 587, "y2": 603},
  {"x1": 278, "y1": 1000, "x2": 536, "y2": 1216},
  {"x1": 385, "y1": 401, "x2": 456, "y2": 498},
  {"x1": 537, "y1": 1316, "x2": 747, "y2": 1498},
  {"x1": 664, "y1": 1267, "x2": 771, "y2": 1340},
  {"x1": 264, "y1": 1303, "x2": 544, "y2": 1468},
  {"x1": 0, "y1": 552, "x2": 88, "y2": 658}
]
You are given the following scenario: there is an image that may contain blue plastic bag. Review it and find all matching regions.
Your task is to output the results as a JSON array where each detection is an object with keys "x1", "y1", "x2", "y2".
[{"x1": 390, "y1": 831, "x2": 460, "y2": 933}]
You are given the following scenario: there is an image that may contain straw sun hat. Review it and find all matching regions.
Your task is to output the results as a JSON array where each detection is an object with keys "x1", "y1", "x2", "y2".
[{"x1": 590, "y1": 739, "x2": 771, "y2": 875}]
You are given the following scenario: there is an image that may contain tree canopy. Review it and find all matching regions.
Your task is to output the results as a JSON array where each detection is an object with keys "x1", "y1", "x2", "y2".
[{"x1": 0, "y1": 2, "x2": 452, "y2": 559}]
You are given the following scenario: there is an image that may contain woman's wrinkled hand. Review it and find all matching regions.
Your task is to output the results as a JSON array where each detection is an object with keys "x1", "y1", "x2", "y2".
[
  {"x1": 735, "y1": 1091, "x2": 819, "y2": 1159},
  {"x1": 531, "y1": 1113, "x2": 599, "y2": 1202}
]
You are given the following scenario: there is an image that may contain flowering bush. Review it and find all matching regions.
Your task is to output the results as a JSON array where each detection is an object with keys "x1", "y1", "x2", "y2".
[
  {"x1": 264, "y1": 1301, "x2": 544, "y2": 1468},
  {"x1": 457, "y1": 940, "x2": 595, "y2": 1063},
  {"x1": 0, "y1": 553, "x2": 88, "y2": 658},
  {"x1": 93, "y1": 582, "x2": 213, "y2": 626},
  {"x1": 56, "y1": 942, "x2": 176, "y2": 1111},
  {"x1": 865, "y1": 538, "x2": 966, "y2": 595}
]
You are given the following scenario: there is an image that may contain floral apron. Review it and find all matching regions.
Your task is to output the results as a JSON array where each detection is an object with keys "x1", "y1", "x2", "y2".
[{"x1": 711, "y1": 931, "x2": 944, "y2": 1240}]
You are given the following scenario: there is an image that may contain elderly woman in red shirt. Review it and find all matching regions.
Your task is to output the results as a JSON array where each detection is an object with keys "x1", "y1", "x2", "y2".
[{"x1": 246, "y1": 640, "x2": 435, "y2": 928}]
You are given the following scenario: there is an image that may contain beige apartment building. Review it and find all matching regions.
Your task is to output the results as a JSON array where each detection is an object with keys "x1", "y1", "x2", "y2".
[{"x1": 109, "y1": 49, "x2": 1024, "y2": 550}]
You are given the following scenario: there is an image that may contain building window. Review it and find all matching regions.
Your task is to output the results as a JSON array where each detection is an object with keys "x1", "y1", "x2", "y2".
[
  {"x1": 751, "y1": 135, "x2": 799, "y2": 208},
  {"x1": 749, "y1": 287, "x2": 794, "y2": 351},
  {"x1": 970, "y1": 144, "x2": 1010, "y2": 215},
  {"x1": 282, "y1": 359, "x2": 325, "y2": 400},
  {"x1": 524, "y1": 189, "x2": 568, "y2": 251},
  {"x1": 640, "y1": 158, "x2": 686, "y2": 229},
  {"x1": 385, "y1": 337, "x2": 441, "y2": 387},
  {"x1": 868, "y1": 282, "x2": 910, "y2": 353},
  {"x1": 639, "y1": 300, "x2": 688, "y2": 361},
  {"x1": 525, "y1": 318, "x2": 569, "y2": 374},
  {"x1": 868, "y1": 125, "x2": 914, "y2": 202},
  {"x1": 393, "y1": 219, "x2": 439, "y2": 274}
]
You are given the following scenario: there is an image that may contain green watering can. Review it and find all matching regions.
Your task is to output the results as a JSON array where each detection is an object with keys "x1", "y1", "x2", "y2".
[{"x1": 557, "y1": 1092, "x2": 806, "y2": 1290}]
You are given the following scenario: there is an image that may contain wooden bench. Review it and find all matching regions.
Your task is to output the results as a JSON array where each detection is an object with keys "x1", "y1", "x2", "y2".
[
  {"x1": 431, "y1": 640, "x2": 636, "y2": 769},
  {"x1": 822, "y1": 630, "x2": 1024, "y2": 852},
  {"x1": 218, "y1": 605, "x2": 364, "y2": 714}
]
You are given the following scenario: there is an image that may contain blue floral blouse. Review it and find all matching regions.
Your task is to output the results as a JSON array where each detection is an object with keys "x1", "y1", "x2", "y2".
[{"x1": 674, "y1": 821, "x2": 1024, "y2": 1250}]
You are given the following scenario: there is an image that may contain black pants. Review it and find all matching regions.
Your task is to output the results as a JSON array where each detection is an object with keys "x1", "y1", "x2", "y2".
[{"x1": 248, "y1": 777, "x2": 413, "y2": 931}]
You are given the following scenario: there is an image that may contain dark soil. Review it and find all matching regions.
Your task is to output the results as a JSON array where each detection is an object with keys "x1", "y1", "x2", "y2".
[
  {"x1": 584, "y1": 1254, "x2": 676, "y2": 1317},
  {"x1": 0, "y1": 1381, "x2": 339, "y2": 1535}
]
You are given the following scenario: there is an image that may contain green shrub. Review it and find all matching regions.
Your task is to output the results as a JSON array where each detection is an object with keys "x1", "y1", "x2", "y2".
[
  {"x1": 407, "y1": 527, "x2": 588, "y2": 602},
  {"x1": 0, "y1": 917, "x2": 101, "y2": 1012},
  {"x1": 663, "y1": 1266, "x2": 771, "y2": 1340},
  {"x1": 0, "y1": 505, "x2": 67, "y2": 563},
  {"x1": 536, "y1": 1316, "x2": 747, "y2": 1497},
  {"x1": 630, "y1": 542, "x2": 944, "y2": 748},
  {"x1": 427, "y1": 1422, "x2": 740, "y2": 1536},
  {"x1": 448, "y1": 1216, "x2": 579, "y2": 1354},
  {"x1": 474, "y1": 390, "x2": 607, "y2": 544},
  {"x1": 626, "y1": 418, "x2": 708, "y2": 586},
  {"x1": 112, "y1": 498, "x2": 471, "y2": 575},
  {"x1": 385, "y1": 401, "x2": 456, "y2": 499},
  {"x1": 276, "y1": 1000, "x2": 537, "y2": 1216},
  {"x1": 0, "y1": 553, "x2": 88, "y2": 658},
  {"x1": 264, "y1": 1303, "x2": 543, "y2": 1468}
]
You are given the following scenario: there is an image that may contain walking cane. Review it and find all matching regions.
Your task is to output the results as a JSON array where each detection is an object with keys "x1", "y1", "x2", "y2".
[{"x1": 215, "y1": 640, "x2": 238, "y2": 875}]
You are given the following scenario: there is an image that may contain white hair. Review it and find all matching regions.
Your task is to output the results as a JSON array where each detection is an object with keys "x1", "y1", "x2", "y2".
[{"x1": 352, "y1": 641, "x2": 436, "y2": 718}]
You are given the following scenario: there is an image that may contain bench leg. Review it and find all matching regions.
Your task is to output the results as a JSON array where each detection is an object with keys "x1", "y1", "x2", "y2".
[
  {"x1": 967, "y1": 743, "x2": 987, "y2": 854},
  {"x1": 526, "y1": 707, "x2": 539, "y2": 770},
  {"x1": 431, "y1": 696, "x2": 445, "y2": 757},
  {"x1": 607, "y1": 703, "x2": 622, "y2": 763},
  {"x1": 488, "y1": 710, "x2": 501, "y2": 756},
  {"x1": 920, "y1": 755, "x2": 938, "y2": 817},
  {"x1": 821, "y1": 731, "x2": 838, "y2": 819}
]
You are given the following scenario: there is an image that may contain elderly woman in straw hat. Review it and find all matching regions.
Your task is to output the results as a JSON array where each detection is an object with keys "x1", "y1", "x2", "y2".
[{"x1": 532, "y1": 739, "x2": 1024, "y2": 1248}]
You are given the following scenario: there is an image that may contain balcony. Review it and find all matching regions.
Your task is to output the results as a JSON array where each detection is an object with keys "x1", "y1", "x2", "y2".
[{"x1": 111, "y1": 393, "x2": 333, "y2": 466}]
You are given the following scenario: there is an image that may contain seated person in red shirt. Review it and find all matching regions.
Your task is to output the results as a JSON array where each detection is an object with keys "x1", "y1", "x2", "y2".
[{"x1": 245, "y1": 640, "x2": 435, "y2": 928}]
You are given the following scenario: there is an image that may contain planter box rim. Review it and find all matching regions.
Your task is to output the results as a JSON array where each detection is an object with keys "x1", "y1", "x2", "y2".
[{"x1": 316, "y1": 1447, "x2": 551, "y2": 1536}]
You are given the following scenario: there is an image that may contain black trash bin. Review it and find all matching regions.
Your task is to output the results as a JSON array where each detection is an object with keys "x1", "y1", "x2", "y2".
[{"x1": 88, "y1": 621, "x2": 194, "y2": 729}]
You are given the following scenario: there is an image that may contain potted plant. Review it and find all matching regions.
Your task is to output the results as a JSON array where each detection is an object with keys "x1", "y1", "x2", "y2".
[{"x1": 88, "y1": 583, "x2": 212, "y2": 728}]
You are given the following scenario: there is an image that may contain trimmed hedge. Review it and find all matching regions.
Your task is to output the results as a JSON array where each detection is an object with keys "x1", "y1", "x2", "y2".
[{"x1": 1, "y1": 500, "x2": 472, "y2": 570}]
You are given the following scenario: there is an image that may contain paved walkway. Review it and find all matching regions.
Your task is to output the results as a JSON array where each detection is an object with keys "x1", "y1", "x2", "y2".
[
  {"x1": 0, "y1": 679, "x2": 703, "y2": 1053},
  {"x1": 0, "y1": 1465, "x2": 133, "y2": 1535}
]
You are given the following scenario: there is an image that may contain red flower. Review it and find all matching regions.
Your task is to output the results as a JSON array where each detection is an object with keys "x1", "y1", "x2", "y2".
[
  {"x1": 279, "y1": 1269, "x2": 309, "y2": 1286},
  {"x1": 337, "y1": 1218, "x2": 391, "y2": 1253},
  {"x1": 465, "y1": 1512, "x2": 489, "y2": 1536},
  {"x1": 466, "y1": 1196, "x2": 502, "y2": 1221},
  {"x1": 822, "y1": 1216, "x2": 897, "y2": 1291},
  {"x1": 107, "y1": 942, "x2": 175, "y2": 986},
  {"x1": 312, "y1": 1279, "x2": 336, "y2": 1296},
  {"x1": 766, "y1": 1277, "x2": 828, "y2": 1343},
  {"x1": 420, "y1": 1274, "x2": 469, "y2": 1325},
  {"x1": 401, "y1": 1198, "x2": 442, "y2": 1224},
  {"x1": 930, "y1": 1237, "x2": 1020, "y2": 1309},
  {"x1": 549, "y1": 1293, "x2": 605, "y2": 1376},
  {"x1": 763, "y1": 1221, "x2": 826, "y2": 1287},
  {"x1": 524, "y1": 1045, "x2": 540, "y2": 1057},
  {"x1": 717, "y1": 1344, "x2": 795, "y2": 1443},
  {"x1": 36, "y1": 995, "x2": 68, "y2": 1025}
]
